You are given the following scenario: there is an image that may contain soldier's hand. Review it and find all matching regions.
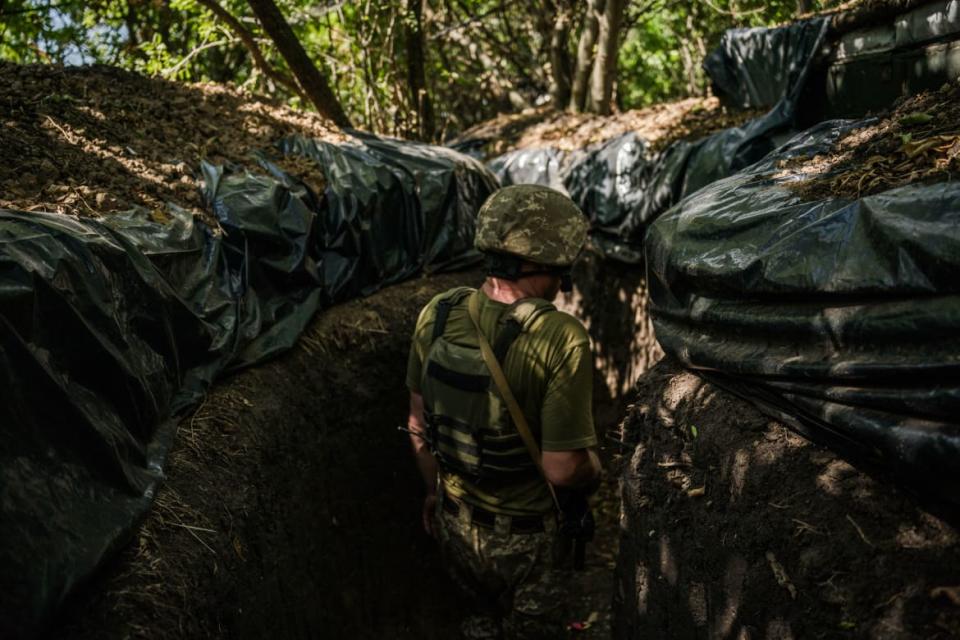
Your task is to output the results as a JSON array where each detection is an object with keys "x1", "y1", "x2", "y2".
[{"x1": 422, "y1": 494, "x2": 438, "y2": 537}]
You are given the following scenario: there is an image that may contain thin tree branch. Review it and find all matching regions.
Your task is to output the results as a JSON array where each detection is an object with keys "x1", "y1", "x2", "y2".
[
  {"x1": 246, "y1": 0, "x2": 352, "y2": 127},
  {"x1": 0, "y1": 2, "x2": 65, "y2": 16},
  {"x1": 194, "y1": 0, "x2": 305, "y2": 100},
  {"x1": 699, "y1": 0, "x2": 764, "y2": 18},
  {"x1": 621, "y1": 0, "x2": 666, "y2": 33},
  {"x1": 162, "y1": 36, "x2": 232, "y2": 78},
  {"x1": 429, "y1": 0, "x2": 521, "y2": 40}
]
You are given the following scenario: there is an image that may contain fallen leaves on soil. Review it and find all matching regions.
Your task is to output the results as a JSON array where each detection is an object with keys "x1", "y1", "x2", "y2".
[
  {"x1": 0, "y1": 63, "x2": 345, "y2": 218},
  {"x1": 452, "y1": 97, "x2": 763, "y2": 160},
  {"x1": 783, "y1": 79, "x2": 960, "y2": 200}
]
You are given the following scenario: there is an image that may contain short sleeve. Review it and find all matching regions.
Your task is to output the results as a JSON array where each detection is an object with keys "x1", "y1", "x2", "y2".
[
  {"x1": 540, "y1": 339, "x2": 597, "y2": 451},
  {"x1": 405, "y1": 341, "x2": 424, "y2": 393},
  {"x1": 405, "y1": 298, "x2": 438, "y2": 393}
]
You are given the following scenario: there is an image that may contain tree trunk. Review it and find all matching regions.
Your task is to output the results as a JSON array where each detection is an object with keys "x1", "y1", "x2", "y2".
[
  {"x1": 796, "y1": 0, "x2": 814, "y2": 15},
  {"x1": 678, "y1": 38, "x2": 698, "y2": 97},
  {"x1": 245, "y1": 0, "x2": 352, "y2": 128},
  {"x1": 404, "y1": 0, "x2": 434, "y2": 141},
  {"x1": 568, "y1": 0, "x2": 602, "y2": 113},
  {"x1": 197, "y1": 0, "x2": 305, "y2": 100},
  {"x1": 547, "y1": 1, "x2": 573, "y2": 110},
  {"x1": 586, "y1": 0, "x2": 623, "y2": 115},
  {"x1": 677, "y1": 10, "x2": 704, "y2": 97}
]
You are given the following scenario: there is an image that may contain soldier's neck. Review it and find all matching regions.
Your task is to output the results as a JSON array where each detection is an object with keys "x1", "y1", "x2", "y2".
[{"x1": 481, "y1": 277, "x2": 539, "y2": 304}]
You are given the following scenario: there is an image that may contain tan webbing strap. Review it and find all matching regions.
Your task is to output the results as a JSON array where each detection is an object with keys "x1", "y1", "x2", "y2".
[{"x1": 467, "y1": 291, "x2": 560, "y2": 511}]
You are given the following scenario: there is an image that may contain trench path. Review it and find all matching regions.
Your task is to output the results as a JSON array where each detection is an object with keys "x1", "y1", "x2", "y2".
[{"x1": 564, "y1": 433, "x2": 623, "y2": 638}]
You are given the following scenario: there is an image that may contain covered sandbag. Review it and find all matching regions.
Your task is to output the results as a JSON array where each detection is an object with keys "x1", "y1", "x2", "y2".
[
  {"x1": 485, "y1": 18, "x2": 830, "y2": 262},
  {"x1": 646, "y1": 120, "x2": 960, "y2": 522},
  {"x1": 0, "y1": 133, "x2": 496, "y2": 637},
  {"x1": 488, "y1": 146, "x2": 572, "y2": 193},
  {"x1": 704, "y1": 18, "x2": 832, "y2": 110}
]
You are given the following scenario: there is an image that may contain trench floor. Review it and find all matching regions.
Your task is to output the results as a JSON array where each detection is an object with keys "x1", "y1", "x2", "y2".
[
  {"x1": 565, "y1": 437, "x2": 623, "y2": 639},
  {"x1": 47, "y1": 268, "x2": 630, "y2": 640}
]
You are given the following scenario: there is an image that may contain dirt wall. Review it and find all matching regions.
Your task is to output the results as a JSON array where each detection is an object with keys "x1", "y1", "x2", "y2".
[
  {"x1": 557, "y1": 250, "x2": 663, "y2": 426},
  {"x1": 49, "y1": 270, "x2": 486, "y2": 640},
  {"x1": 42, "y1": 248, "x2": 666, "y2": 640},
  {"x1": 614, "y1": 359, "x2": 960, "y2": 640}
]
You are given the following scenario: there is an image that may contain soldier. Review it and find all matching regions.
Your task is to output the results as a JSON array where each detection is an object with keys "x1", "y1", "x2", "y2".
[{"x1": 405, "y1": 184, "x2": 602, "y2": 639}]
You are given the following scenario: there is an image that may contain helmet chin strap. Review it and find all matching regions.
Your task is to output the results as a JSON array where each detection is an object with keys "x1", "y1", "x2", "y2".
[
  {"x1": 514, "y1": 269, "x2": 573, "y2": 293},
  {"x1": 484, "y1": 253, "x2": 573, "y2": 293}
]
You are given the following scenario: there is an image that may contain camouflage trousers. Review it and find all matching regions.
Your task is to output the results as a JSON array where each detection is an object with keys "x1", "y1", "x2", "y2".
[{"x1": 435, "y1": 496, "x2": 568, "y2": 640}]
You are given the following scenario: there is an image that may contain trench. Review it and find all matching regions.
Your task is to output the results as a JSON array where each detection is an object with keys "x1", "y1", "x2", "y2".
[
  {"x1": 198, "y1": 256, "x2": 650, "y2": 640},
  {"x1": 48, "y1": 243, "x2": 960, "y2": 640},
  {"x1": 48, "y1": 255, "x2": 656, "y2": 640},
  {"x1": 43, "y1": 4, "x2": 960, "y2": 635}
]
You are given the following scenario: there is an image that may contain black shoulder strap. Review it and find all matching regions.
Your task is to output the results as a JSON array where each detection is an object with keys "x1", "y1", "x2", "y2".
[
  {"x1": 492, "y1": 298, "x2": 556, "y2": 363},
  {"x1": 431, "y1": 287, "x2": 475, "y2": 342},
  {"x1": 492, "y1": 316, "x2": 524, "y2": 363}
]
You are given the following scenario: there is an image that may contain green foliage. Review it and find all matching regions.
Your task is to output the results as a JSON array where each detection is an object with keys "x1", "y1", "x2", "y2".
[
  {"x1": 139, "y1": 33, "x2": 175, "y2": 76},
  {"x1": 618, "y1": 11, "x2": 685, "y2": 107},
  {"x1": 0, "y1": 0, "x2": 842, "y2": 137},
  {"x1": 0, "y1": 0, "x2": 87, "y2": 64},
  {"x1": 305, "y1": 2, "x2": 415, "y2": 135},
  {"x1": 0, "y1": 0, "x2": 254, "y2": 82},
  {"x1": 617, "y1": 0, "x2": 836, "y2": 109}
]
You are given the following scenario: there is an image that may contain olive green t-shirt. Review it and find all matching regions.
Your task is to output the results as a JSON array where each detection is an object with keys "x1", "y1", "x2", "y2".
[{"x1": 405, "y1": 288, "x2": 597, "y2": 516}]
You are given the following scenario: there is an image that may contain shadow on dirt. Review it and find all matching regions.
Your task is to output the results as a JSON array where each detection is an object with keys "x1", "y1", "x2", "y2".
[
  {"x1": 615, "y1": 358, "x2": 960, "y2": 640},
  {"x1": 49, "y1": 272, "x2": 479, "y2": 640},
  {"x1": 558, "y1": 251, "x2": 663, "y2": 427},
  {"x1": 0, "y1": 62, "x2": 342, "y2": 216}
]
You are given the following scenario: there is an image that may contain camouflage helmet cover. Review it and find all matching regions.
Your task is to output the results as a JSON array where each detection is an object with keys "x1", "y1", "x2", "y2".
[{"x1": 474, "y1": 184, "x2": 588, "y2": 267}]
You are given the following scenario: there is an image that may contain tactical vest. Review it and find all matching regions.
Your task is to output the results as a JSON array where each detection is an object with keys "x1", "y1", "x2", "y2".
[{"x1": 420, "y1": 287, "x2": 556, "y2": 482}]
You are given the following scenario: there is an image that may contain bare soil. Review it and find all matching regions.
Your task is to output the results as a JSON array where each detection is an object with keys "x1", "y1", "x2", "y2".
[
  {"x1": 557, "y1": 251, "x2": 663, "y2": 427},
  {"x1": 0, "y1": 62, "x2": 343, "y2": 219},
  {"x1": 49, "y1": 270, "x2": 479, "y2": 640},
  {"x1": 451, "y1": 98, "x2": 764, "y2": 161},
  {"x1": 0, "y1": 63, "x2": 657, "y2": 640},
  {"x1": 783, "y1": 78, "x2": 960, "y2": 200},
  {"x1": 615, "y1": 358, "x2": 960, "y2": 640},
  {"x1": 559, "y1": 253, "x2": 666, "y2": 639},
  {"x1": 43, "y1": 259, "x2": 656, "y2": 640}
]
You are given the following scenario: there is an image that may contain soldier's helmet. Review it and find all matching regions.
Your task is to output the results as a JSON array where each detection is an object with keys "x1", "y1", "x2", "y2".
[{"x1": 474, "y1": 185, "x2": 588, "y2": 267}]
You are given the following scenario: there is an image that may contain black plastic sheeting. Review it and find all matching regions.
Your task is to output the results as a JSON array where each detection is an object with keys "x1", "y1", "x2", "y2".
[
  {"x1": 487, "y1": 17, "x2": 830, "y2": 262},
  {"x1": 646, "y1": 120, "x2": 960, "y2": 523},
  {"x1": 0, "y1": 134, "x2": 496, "y2": 636},
  {"x1": 704, "y1": 20, "x2": 830, "y2": 110},
  {"x1": 488, "y1": 146, "x2": 575, "y2": 193}
]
